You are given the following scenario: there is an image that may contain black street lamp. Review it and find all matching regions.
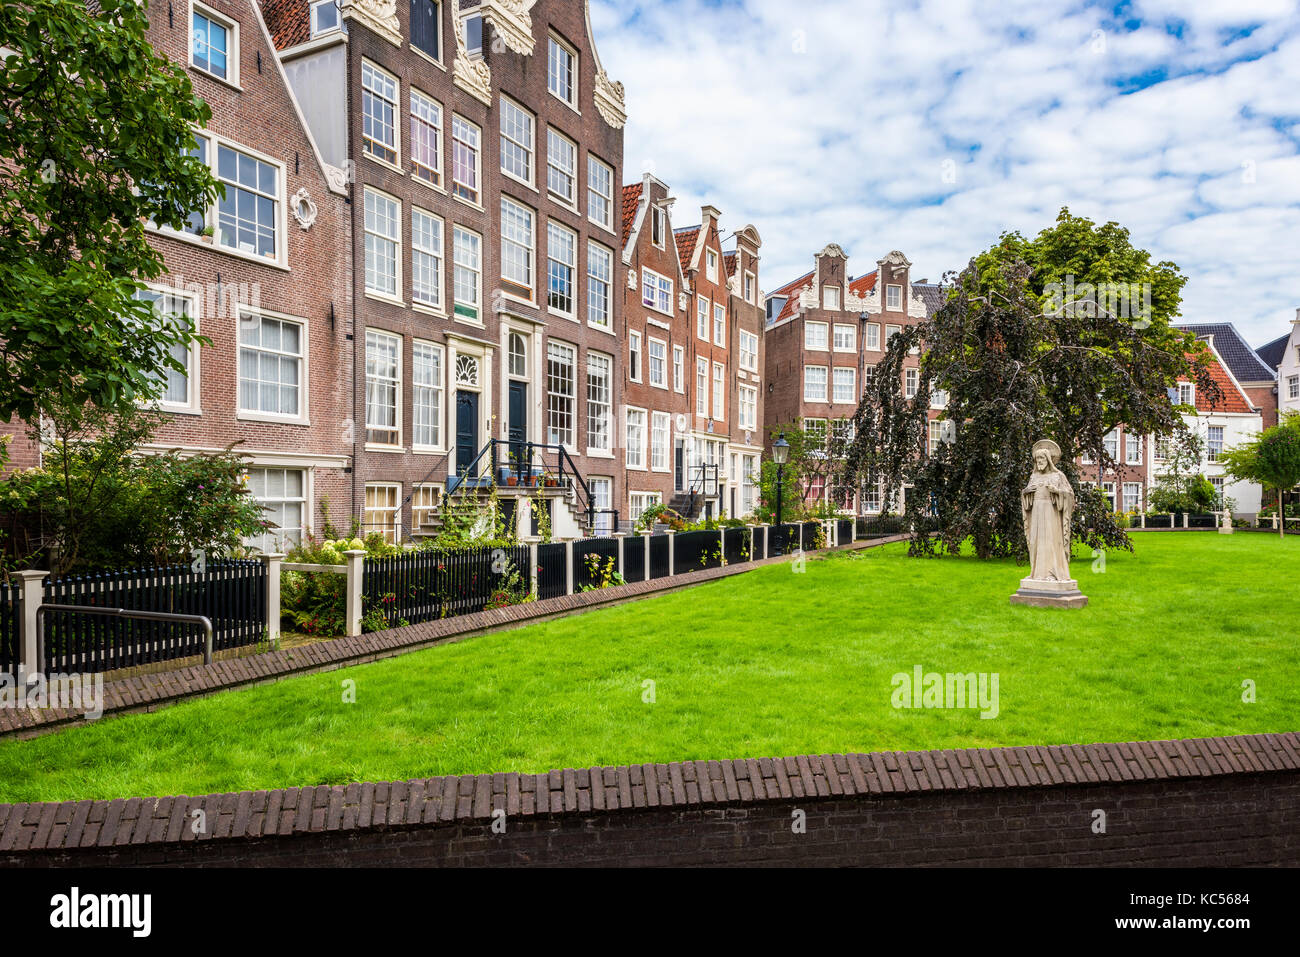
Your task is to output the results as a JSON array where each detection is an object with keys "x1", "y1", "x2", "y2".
[{"x1": 772, "y1": 432, "x2": 790, "y2": 528}]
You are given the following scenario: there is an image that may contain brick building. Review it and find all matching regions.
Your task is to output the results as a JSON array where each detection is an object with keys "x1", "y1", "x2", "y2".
[
  {"x1": 1177, "y1": 323, "x2": 1278, "y2": 429},
  {"x1": 764, "y1": 246, "x2": 943, "y2": 515},
  {"x1": 2, "y1": 0, "x2": 355, "y2": 552},
  {"x1": 263, "y1": 0, "x2": 628, "y2": 540},
  {"x1": 618, "y1": 175, "x2": 765, "y2": 525},
  {"x1": 1078, "y1": 343, "x2": 1265, "y2": 516}
]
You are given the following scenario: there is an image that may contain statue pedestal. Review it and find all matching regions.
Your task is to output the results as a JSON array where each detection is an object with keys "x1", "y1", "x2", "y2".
[{"x1": 1010, "y1": 577, "x2": 1088, "y2": 609}]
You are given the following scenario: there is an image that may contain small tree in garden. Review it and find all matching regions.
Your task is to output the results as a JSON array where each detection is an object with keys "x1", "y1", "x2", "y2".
[
  {"x1": 1219, "y1": 414, "x2": 1300, "y2": 539},
  {"x1": 839, "y1": 209, "x2": 1222, "y2": 561},
  {"x1": 1146, "y1": 432, "x2": 1217, "y2": 514},
  {"x1": 754, "y1": 423, "x2": 850, "y2": 523},
  {"x1": 0, "y1": 403, "x2": 267, "y2": 573}
]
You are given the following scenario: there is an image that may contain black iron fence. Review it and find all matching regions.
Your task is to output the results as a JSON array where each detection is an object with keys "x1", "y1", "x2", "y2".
[
  {"x1": 537, "y1": 543, "x2": 568, "y2": 600},
  {"x1": 857, "y1": 514, "x2": 908, "y2": 539},
  {"x1": 649, "y1": 535, "x2": 671, "y2": 579},
  {"x1": 1144, "y1": 513, "x2": 1175, "y2": 529},
  {"x1": 0, "y1": 580, "x2": 18, "y2": 677},
  {"x1": 364, "y1": 545, "x2": 533, "y2": 627},
  {"x1": 573, "y1": 537, "x2": 620, "y2": 591},
  {"x1": 722, "y1": 527, "x2": 750, "y2": 565},
  {"x1": 39, "y1": 561, "x2": 266, "y2": 675}
]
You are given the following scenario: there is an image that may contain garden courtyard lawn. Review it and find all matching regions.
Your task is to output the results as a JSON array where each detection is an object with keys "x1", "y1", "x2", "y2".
[{"x1": 1, "y1": 533, "x2": 1297, "y2": 803}]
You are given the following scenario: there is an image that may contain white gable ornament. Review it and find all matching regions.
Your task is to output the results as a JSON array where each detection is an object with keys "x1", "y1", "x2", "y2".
[
  {"x1": 478, "y1": 0, "x2": 538, "y2": 56},
  {"x1": 453, "y1": 15, "x2": 493, "y2": 106},
  {"x1": 291, "y1": 188, "x2": 318, "y2": 231},
  {"x1": 340, "y1": 0, "x2": 401, "y2": 48},
  {"x1": 594, "y1": 70, "x2": 627, "y2": 129}
]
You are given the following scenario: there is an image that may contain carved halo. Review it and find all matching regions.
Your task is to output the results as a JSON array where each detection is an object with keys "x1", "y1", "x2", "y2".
[{"x1": 1032, "y1": 439, "x2": 1062, "y2": 466}]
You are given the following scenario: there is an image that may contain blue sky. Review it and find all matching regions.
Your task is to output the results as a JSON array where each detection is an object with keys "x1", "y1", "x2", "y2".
[{"x1": 590, "y1": 0, "x2": 1300, "y2": 347}]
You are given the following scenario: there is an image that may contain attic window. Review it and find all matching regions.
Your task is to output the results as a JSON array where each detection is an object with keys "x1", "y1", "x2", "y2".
[
  {"x1": 1178, "y1": 382, "x2": 1196, "y2": 406},
  {"x1": 311, "y1": 0, "x2": 340, "y2": 36},
  {"x1": 466, "y1": 15, "x2": 484, "y2": 55},
  {"x1": 651, "y1": 206, "x2": 665, "y2": 248}
]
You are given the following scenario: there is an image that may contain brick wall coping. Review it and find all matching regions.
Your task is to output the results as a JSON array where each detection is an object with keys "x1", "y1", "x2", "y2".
[
  {"x1": 1, "y1": 733, "x2": 1295, "y2": 856},
  {"x1": 0, "y1": 536, "x2": 905, "y2": 739}
]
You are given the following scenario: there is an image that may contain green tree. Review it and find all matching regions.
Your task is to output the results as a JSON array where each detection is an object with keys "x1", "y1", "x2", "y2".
[
  {"x1": 0, "y1": 0, "x2": 218, "y2": 421},
  {"x1": 1219, "y1": 414, "x2": 1300, "y2": 539},
  {"x1": 841, "y1": 209, "x2": 1223, "y2": 560},
  {"x1": 754, "y1": 423, "x2": 850, "y2": 523},
  {"x1": 0, "y1": 402, "x2": 267, "y2": 572}
]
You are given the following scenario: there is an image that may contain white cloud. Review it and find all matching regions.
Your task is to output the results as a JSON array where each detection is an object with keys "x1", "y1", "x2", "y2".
[{"x1": 591, "y1": 0, "x2": 1300, "y2": 346}]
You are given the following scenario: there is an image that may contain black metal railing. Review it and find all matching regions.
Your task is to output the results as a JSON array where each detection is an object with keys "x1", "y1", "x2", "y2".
[
  {"x1": 722, "y1": 527, "x2": 750, "y2": 565},
  {"x1": 1187, "y1": 513, "x2": 1218, "y2": 529},
  {"x1": 673, "y1": 529, "x2": 721, "y2": 575},
  {"x1": 648, "y1": 535, "x2": 672, "y2": 579},
  {"x1": 363, "y1": 545, "x2": 531, "y2": 628},
  {"x1": 40, "y1": 561, "x2": 266, "y2": 675},
  {"x1": 622, "y1": 536, "x2": 647, "y2": 583},
  {"x1": 1144, "y1": 513, "x2": 1175, "y2": 529},
  {"x1": 537, "y1": 542, "x2": 568, "y2": 600},
  {"x1": 0, "y1": 580, "x2": 19, "y2": 676},
  {"x1": 450, "y1": 439, "x2": 610, "y2": 534},
  {"x1": 837, "y1": 518, "x2": 854, "y2": 542}
]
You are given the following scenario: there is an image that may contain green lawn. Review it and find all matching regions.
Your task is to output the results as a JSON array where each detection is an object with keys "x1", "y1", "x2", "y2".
[{"x1": 2, "y1": 533, "x2": 1296, "y2": 803}]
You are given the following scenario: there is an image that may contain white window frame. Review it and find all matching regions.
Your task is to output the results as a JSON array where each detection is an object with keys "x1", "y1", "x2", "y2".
[
  {"x1": 696, "y1": 296, "x2": 709, "y2": 340},
  {"x1": 499, "y1": 96, "x2": 535, "y2": 188},
  {"x1": 823, "y1": 285, "x2": 841, "y2": 310},
  {"x1": 412, "y1": 339, "x2": 445, "y2": 451},
  {"x1": 739, "y1": 385, "x2": 757, "y2": 431},
  {"x1": 651, "y1": 206, "x2": 666, "y2": 248},
  {"x1": 1178, "y1": 382, "x2": 1196, "y2": 406},
  {"x1": 547, "y1": 32, "x2": 578, "y2": 110},
  {"x1": 137, "y1": 286, "x2": 201, "y2": 414},
  {"x1": 1207, "y1": 425, "x2": 1225, "y2": 462},
  {"x1": 451, "y1": 114, "x2": 482, "y2": 206},
  {"x1": 642, "y1": 267, "x2": 673, "y2": 315},
  {"x1": 586, "y1": 350, "x2": 612, "y2": 454},
  {"x1": 238, "y1": 308, "x2": 308, "y2": 424},
  {"x1": 805, "y1": 321, "x2": 828, "y2": 351},
  {"x1": 833, "y1": 366, "x2": 856, "y2": 405},
  {"x1": 452, "y1": 225, "x2": 482, "y2": 323},
  {"x1": 363, "y1": 187, "x2": 402, "y2": 302},
  {"x1": 500, "y1": 195, "x2": 535, "y2": 301},
  {"x1": 246, "y1": 467, "x2": 308, "y2": 553},
  {"x1": 1122, "y1": 482, "x2": 1143, "y2": 513},
  {"x1": 713, "y1": 302, "x2": 726, "y2": 347},
  {"x1": 833, "y1": 323, "x2": 856, "y2": 352},
  {"x1": 886, "y1": 284, "x2": 902, "y2": 310},
  {"x1": 190, "y1": 2, "x2": 239, "y2": 87},
  {"x1": 625, "y1": 407, "x2": 647, "y2": 470},
  {"x1": 648, "y1": 337, "x2": 667, "y2": 389},
  {"x1": 409, "y1": 88, "x2": 443, "y2": 187},
  {"x1": 865, "y1": 323, "x2": 881, "y2": 350},
  {"x1": 587, "y1": 241, "x2": 613, "y2": 330},
  {"x1": 628, "y1": 330, "x2": 642, "y2": 383},
  {"x1": 1125, "y1": 432, "x2": 1143, "y2": 466},
  {"x1": 546, "y1": 340, "x2": 577, "y2": 448},
  {"x1": 740, "y1": 330, "x2": 759, "y2": 372},
  {"x1": 905, "y1": 368, "x2": 918, "y2": 399},
  {"x1": 363, "y1": 482, "x2": 402, "y2": 545},
  {"x1": 361, "y1": 59, "x2": 400, "y2": 167},
  {"x1": 712, "y1": 362, "x2": 725, "y2": 421},
  {"x1": 744, "y1": 271, "x2": 757, "y2": 305},
  {"x1": 411, "y1": 206, "x2": 444, "y2": 312},
  {"x1": 547, "y1": 219, "x2": 578, "y2": 318},
  {"x1": 364, "y1": 328, "x2": 402, "y2": 448},
  {"x1": 587, "y1": 155, "x2": 614, "y2": 231},
  {"x1": 673, "y1": 346, "x2": 685, "y2": 393},
  {"x1": 651, "y1": 412, "x2": 671, "y2": 472},
  {"x1": 696, "y1": 358, "x2": 709, "y2": 416},
  {"x1": 804, "y1": 365, "x2": 828, "y2": 403},
  {"x1": 706, "y1": 248, "x2": 719, "y2": 283},
  {"x1": 546, "y1": 127, "x2": 578, "y2": 208}
]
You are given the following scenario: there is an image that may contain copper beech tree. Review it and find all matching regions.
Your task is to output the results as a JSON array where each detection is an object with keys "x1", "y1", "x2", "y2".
[{"x1": 839, "y1": 210, "x2": 1222, "y2": 560}]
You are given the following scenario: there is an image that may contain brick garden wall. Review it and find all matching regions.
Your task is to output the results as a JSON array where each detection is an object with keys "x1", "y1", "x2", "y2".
[{"x1": 3, "y1": 734, "x2": 1297, "y2": 867}]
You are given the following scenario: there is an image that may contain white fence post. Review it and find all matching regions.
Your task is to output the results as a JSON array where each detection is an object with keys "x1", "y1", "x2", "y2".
[
  {"x1": 344, "y1": 549, "x2": 365, "y2": 637},
  {"x1": 763, "y1": 524, "x2": 770, "y2": 559},
  {"x1": 564, "y1": 539, "x2": 575, "y2": 595},
  {"x1": 746, "y1": 525, "x2": 756, "y2": 562},
  {"x1": 15, "y1": 569, "x2": 49, "y2": 683},
  {"x1": 667, "y1": 532, "x2": 676, "y2": 576},
  {"x1": 528, "y1": 541, "x2": 540, "y2": 596},
  {"x1": 261, "y1": 553, "x2": 284, "y2": 648},
  {"x1": 1182, "y1": 512, "x2": 1190, "y2": 529},
  {"x1": 614, "y1": 532, "x2": 626, "y2": 576},
  {"x1": 719, "y1": 528, "x2": 726, "y2": 566}
]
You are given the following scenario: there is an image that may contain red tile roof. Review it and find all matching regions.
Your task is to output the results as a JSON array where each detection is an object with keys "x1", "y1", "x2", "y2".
[
  {"x1": 1183, "y1": 350, "x2": 1254, "y2": 414},
  {"x1": 621, "y1": 183, "x2": 642, "y2": 248},
  {"x1": 261, "y1": 0, "x2": 310, "y2": 51},
  {"x1": 849, "y1": 271, "x2": 878, "y2": 297},
  {"x1": 769, "y1": 271, "x2": 813, "y2": 301},
  {"x1": 675, "y1": 226, "x2": 700, "y2": 279}
]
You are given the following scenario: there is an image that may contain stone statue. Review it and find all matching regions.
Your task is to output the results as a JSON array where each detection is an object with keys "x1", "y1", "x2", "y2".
[{"x1": 1010, "y1": 439, "x2": 1088, "y2": 608}]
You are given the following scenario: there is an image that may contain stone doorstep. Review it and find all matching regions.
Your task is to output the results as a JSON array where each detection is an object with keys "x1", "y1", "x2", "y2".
[{"x1": 0, "y1": 534, "x2": 908, "y2": 739}]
